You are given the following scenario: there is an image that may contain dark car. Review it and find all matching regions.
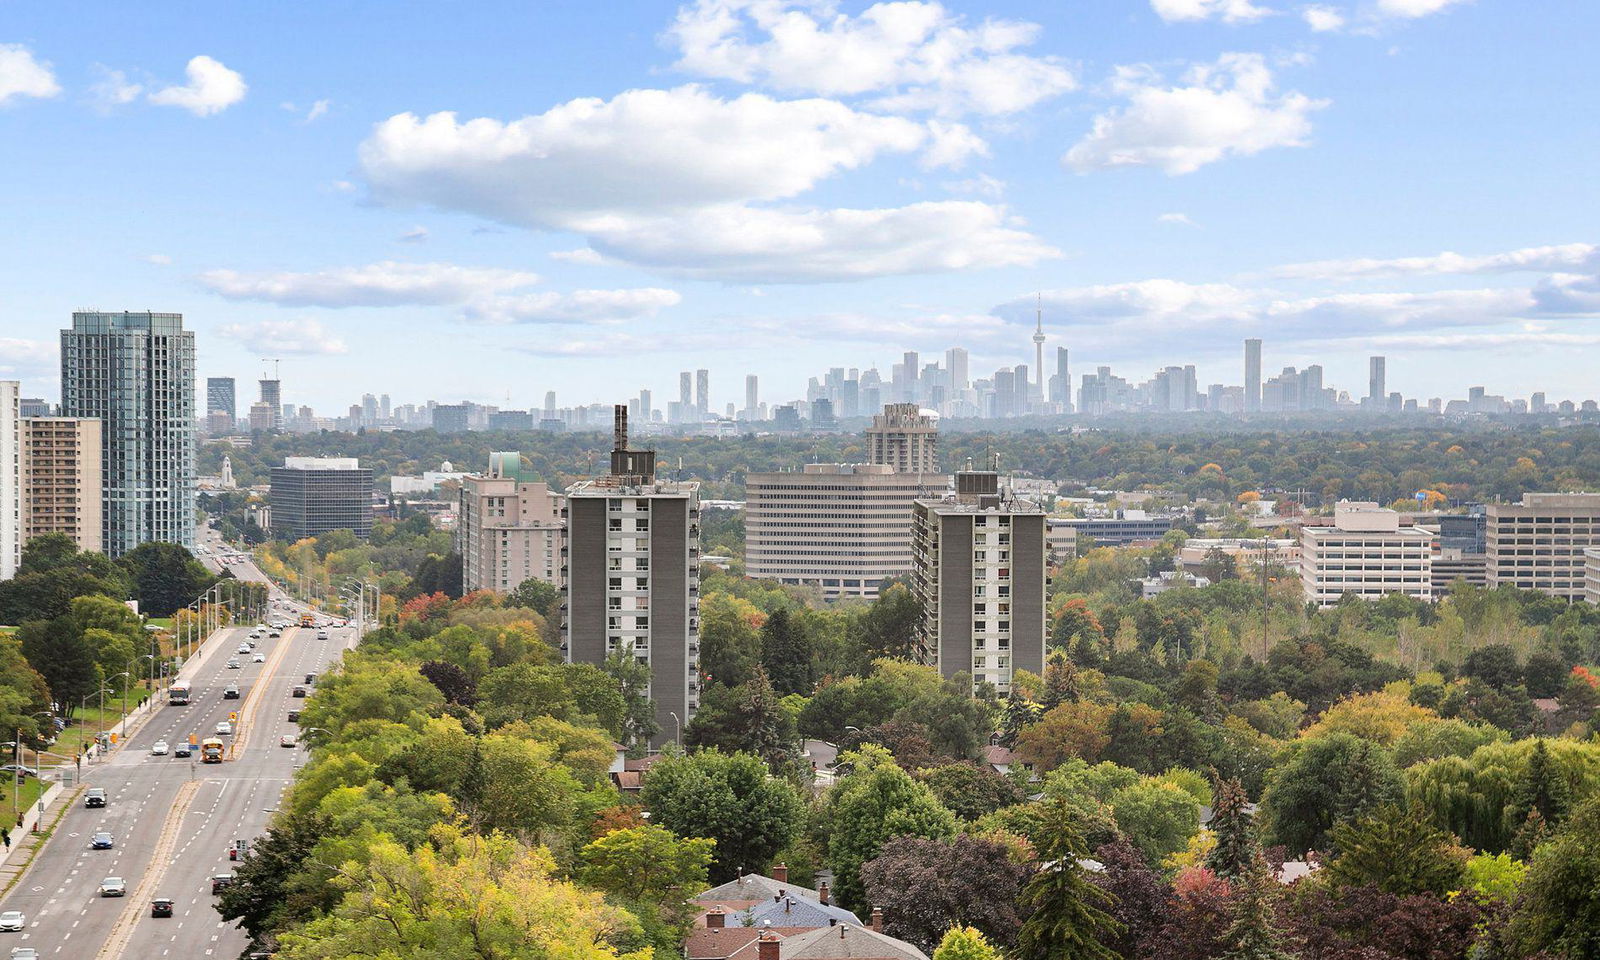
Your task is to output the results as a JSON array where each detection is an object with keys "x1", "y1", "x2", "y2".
[
  {"x1": 286, "y1": 709, "x2": 300, "y2": 722},
  {"x1": 223, "y1": 684, "x2": 241, "y2": 700},
  {"x1": 150, "y1": 898, "x2": 174, "y2": 918},
  {"x1": 304, "y1": 673, "x2": 316, "y2": 684},
  {"x1": 292, "y1": 686, "x2": 307, "y2": 698},
  {"x1": 90, "y1": 832, "x2": 114, "y2": 849},
  {"x1": 173, "y1": 743, "x2": 192, "y2": 758},
  {"x1": 211, "y1": 873, "x2": 236, "y2": 893},
  {"x1": 84, "y1": 788, "x2": 107, "y2": 808}
]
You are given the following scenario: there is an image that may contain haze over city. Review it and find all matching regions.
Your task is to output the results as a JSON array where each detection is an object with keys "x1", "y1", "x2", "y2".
[{"x1": 4, "y1": 0, "x2": 1597, "y2": 410}]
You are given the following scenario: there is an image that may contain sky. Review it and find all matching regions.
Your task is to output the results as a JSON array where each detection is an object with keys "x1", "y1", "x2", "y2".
[{"x1": 2, "y1": 0, "x2": 1597, "y2": 414}]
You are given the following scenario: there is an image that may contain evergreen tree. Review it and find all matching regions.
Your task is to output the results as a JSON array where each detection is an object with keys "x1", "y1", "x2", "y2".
[
  {"x1": 1205, "y1": 777, "x2": 1257, "y2": 881},
  {"x1": 1218, "y1": 858, "x2": 1290, "y2": 960},
  {"x1": 1324, "y1": 804, "x2": 1469, "y2": 896},
  {"x1": 1041, "y1": 649, "x2": 1080, "y2": 710},
  {"x1": 1016, "y1": 799, "x2": 1122, "y2": 960},
  {"x1": 1072, "y1": 632, "x2": 1106, "y2": 670},
  {"x1": 760, "y1": 608, "x2": 814, "y2": 696},
  {"x1": 998, "y1": 693, "x2": 1044, "y2": 748},
  {"x1": 1507, "y1": 739, "x2": 1571, "y2": 834}
]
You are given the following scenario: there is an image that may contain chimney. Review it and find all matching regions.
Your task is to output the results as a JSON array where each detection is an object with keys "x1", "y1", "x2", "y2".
[
  {"x1": 706, "y1": 907, "x2": 726, "y2": 929},
  {"x1": 818, "y1": 881, "x2": 830, "y2": 905},
  {"x1": 870, "y1": 908, "x2": 883, "y2": 933},
  {"x1": 772, "y1": 862, "x2": 788, "y2": 883},
  {"x1": 758, "y1": 932, "x2": 781, "y2": 960},
  {"x1": 784, "y1": 897, "x2": 793, "y2": 914}
]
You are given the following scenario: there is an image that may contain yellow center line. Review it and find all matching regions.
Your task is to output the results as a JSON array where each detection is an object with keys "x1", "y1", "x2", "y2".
[{"x1": 231, "y1": 625, "x2": 301, "y2": 757}]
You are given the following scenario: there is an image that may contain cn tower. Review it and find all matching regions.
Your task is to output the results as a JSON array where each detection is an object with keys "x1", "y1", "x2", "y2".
[{"x1": 1033, "y1": 293, "x2": 1046, "y2": 402}]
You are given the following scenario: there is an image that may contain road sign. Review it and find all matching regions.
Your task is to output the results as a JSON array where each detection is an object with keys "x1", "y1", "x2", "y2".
[{"x1": 229, "y1": 711, "x2": 238, "y2": 721}]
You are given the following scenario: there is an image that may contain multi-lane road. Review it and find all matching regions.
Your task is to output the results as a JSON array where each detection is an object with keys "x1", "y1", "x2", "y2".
[{"x1": 0, "y1": 545, "x2": 353, "y2": 959}]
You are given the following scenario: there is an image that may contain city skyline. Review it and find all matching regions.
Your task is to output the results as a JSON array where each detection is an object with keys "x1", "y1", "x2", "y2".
[{"x1": 2, "y1": 2, "x2": 1597, "y2": 409}]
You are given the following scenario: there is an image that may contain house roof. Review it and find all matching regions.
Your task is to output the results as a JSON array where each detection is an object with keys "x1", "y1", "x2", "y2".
[
  {"x1": 781, "y1": 925, "x2": 930, "y2": 960},
  {"x1": 738, "y1": 897, "x2": 862, "y2": 930},
  {"x1": 612, "y1": 770, "x2": 643, "y2": 792},
  {"x1": 624, "y1": 753, "x2": 664, "y2": 773},
  {"x1": 685, "y1": 927, "x2": 814, "y2": 960},
  {"x1": 982, "y1": 745, "x2": 1016, "y2": 767},
  {"x1": 698, "y1": 874, "x2": 821, "y2": 905}
]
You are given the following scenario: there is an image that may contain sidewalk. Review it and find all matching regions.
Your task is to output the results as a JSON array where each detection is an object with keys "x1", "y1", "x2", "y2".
[{"x1": 0, "y1": 780, "x2": 68, "y2": 882}]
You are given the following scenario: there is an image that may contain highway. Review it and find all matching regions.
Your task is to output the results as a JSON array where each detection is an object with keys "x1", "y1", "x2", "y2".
[{"x1": 0, "y1": 539, "x2": 356, "y2": 958}]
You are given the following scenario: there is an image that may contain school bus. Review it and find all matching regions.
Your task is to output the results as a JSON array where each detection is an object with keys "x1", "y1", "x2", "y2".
[
  {"x1": 298, "y1": 613, "x2": 316, "y2": 629},
  {"x1": 201, "y1": 738, "x2": 226, "y2": 763}
]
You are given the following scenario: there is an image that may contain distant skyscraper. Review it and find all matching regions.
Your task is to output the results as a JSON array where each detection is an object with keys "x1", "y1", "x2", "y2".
[
  {"x1": 678, "y1": 372, "x2": 692, "y2": 421},
  {"x1": 1244, "y1": 339, "x2": 1262, "y2": 413},
  {"x1": 206, "y1": 377, "x2": 236, "y2": 422},
  {"x1": 380, "y1": 394, "x2": 392, "y2": 420},
  {"x1": 1369, "y1": 356, "x2": 1387, "y2": 405},
  {"x1": 1051, "y1": 347, "x2": 1072, "y2": 409},
  {"x1": 695, "y1": 369, "x2": 709, "y2": 418},
  {"x1": 1032, "y1": 299, "x2": 1047, "y2": 402},
  {"x1": 745, "y1": 375, "x2": 759, "y2": 419},
  {"x1": 0, "y1": 381, "x2": 20, "y2": 579},
  {"x1": 945, "y1": 348, "x2": 969, "y2": 393},
  {"x1": 60, "y1": 311, "x2": 196, "y2": 556},
  {"x1": 259, "y1": 379, "x2": 282, "y2": 429},
  {"x1": 639, "y1": 389, "x2": 652, "y2": 422},
  {"x1": 867, "y1": 403, "x2": 939, "y2": 474}
]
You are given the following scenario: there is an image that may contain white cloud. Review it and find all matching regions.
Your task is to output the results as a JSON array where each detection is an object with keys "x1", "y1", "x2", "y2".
[
  {"x1": 1150, "y1": 0, "x2": 1274, "y2": 24},
  {"x1": 139, "y1": 253, "x2": 173, "y2": 265},
  {"x1": 1158, "y1": 212, "x2": 1198, "y2": 226},
  {"x1": 1374, "y1": 0, "x2": 1468, "y2": 18},
  {"x1": 358, "y1": 85, "x2": 1054, "y2": 281},
  {"x1": 580, "y1": 201, "x2": 1059, "y2": 282},
  {"x1": 305, "y1": 98, "x2": 330, "y2": 122},
  {"x1": 398, "y1": 226, "x2": 429, "y2": 243},
  {"x1": 549, "y1": 248, "x2": 606, "y2": 265},
  {"x1": 941, "y1": 173, "x2": 1005, "y2": 198},
  {"x1": 1271, "y1": 243, "x2": 1599, "y2": 280},
  {"x1": 1065, "y1": 53, "x2": 1327, "y2": 175},
  {"x1": 217, "y1": 318, "x2": 348, "y2": 356},
  {"x1": 666, "y1": 0, "x2": 1076, "y2": 117},
  {"x1": 921, "y1": 120, "x2": 989, "y2": 169},
  {"x1": 88, "y1": 66, "x2": 143, "y2": 108},
  {"x1": 1301, "y1": 5, "x2": 1346, "y2": 30},
  {"x1": 197, "y1": 260, "x2": 539, "y2": 307},
  {"x1": 0, "y1": 338, "x2": 56, "y2": 375},
  {"x1": 0, "y1": 44, "x2": 61, "y2": 105},
  {"x1": 463, "y1": 288, "x2": 683, "y2": 324},
  {"x1": 149, "y1": 55, "x2": 246, "y2": 116},
  {"x1": 1533, "y1": 273, "x2": 1600, "y2": 315}
]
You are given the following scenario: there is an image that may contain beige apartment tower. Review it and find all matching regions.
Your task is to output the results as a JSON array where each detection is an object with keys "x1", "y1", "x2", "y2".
[
  {"x1": 745, "y1": 463, "x2": 947, "y2": 598},
  {"x1": 457, "y1": 452, "x2": 563, "y2": 594},
  {"x1": 911, "y1": 469, "x2": 1048, "y2": 696},
  {"x1": 21, "y1": 417, "x2": 103, "y2": 554},
  {"x1": 866, "y1": 403, "x2": 939, "y2": 474},
  {"x1": 1300, "y1": 501, "x2": 1434, "y2": 607},
  {"x1": 1487, "y1": 493, "x2": 1600, "y2": 601}
]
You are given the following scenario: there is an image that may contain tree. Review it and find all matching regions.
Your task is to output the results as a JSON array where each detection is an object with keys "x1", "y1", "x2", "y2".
[
  {"x1": 1506, "y1": 739, "x2": 1571, "y2": 834},
  {"x1": 506, "y1": 577, "x2": 560, "y2": 617},
  {"x1": 640, "y1": 749, "x2": 803, "y2": 882},
  {"x1": 824, "y1": 746, "x2": 957, "y2": 913},
  {"x1": 698, "y1": 592, "x2": 764, "y2": 689},
  {"x1": 1259, "y1": 733, "x2": 1403, "y2": 855},
  {"x1": 1216, "y1": 861, "x2": 1290, "y2": 960},
  {"x1": 578, "y1": 823, "x2": 714, "y2": 909},
  {"x1": 685, "y1": 669, "x2": 800, "y2": 773},
  {"x1": 418, "y1": 660, "x2": 476, "y2": 706},
  {"x1": 1205, "y1": 777, "x2": 1258, "y2": 881},
  {"x1": 1508, "y1": 794, "x2": 1600, "y2": 958},
  {"x1": 918, "y1": 763, "x2": 1025, "y2": 822},
  {"x1": 474, "y1": 662, "x2": 576, "y2": 729},
  {"x1": 1461, "y1": 643, "x2": 1522, "y2": 691},
  {"x1": 760, "y1": 608, "x2": 814, "y2": 696},
  {"x1": 1041, "y1": 649, "x2": 1080, "y2": 709},
  {"x1": 1107, "y1": 780, "x2": 1201, "y2": 865},
  {"x1": 997, "y1": 693, "x2": 1044, "y2": 748},
  {"x1": 603, "y1": 643, "x2": 659, "y2": 751},
  {"x1": 1014, "y1": 701, "x2": 1114, "y2": 769},
  {"x1": 932, "y1": 926, "x2": 1003, "y2": 960},
  {"x1": 860, "y1": 584, "x2": 923, "y2": 661},
  {"x1": 412, "y1": 551, "x2": 464, "y2": 599},
  {"x1": 1324, "y1": 804, "x2": 1469, "y2": 896},
  {"x1": 1016, "y1": 799, "x2": 1121, "y2": 960},
  {"x1": 118, "y1": 541, "x2": 216, "y2": 617},
  {"x1": 17, "y1": 617, "x2": 98, "y2": 717},
  {"x1": 859, "y1": 835, "x2": 1029, "y2": 953},
  {"x1": 217, "y1": 811, "x2": 332, "y2": 944},
  {"x1": 1091, "y1": 839, "x2": 1172, "y2": 960}
]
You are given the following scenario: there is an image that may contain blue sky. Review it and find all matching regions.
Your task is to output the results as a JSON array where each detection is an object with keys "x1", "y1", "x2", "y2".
[{"x1": 2, "y1": 0, "x2": 1596, "y2": 413}]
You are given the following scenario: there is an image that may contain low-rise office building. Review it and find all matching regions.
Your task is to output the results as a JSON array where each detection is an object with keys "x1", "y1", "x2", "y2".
[
  {"x1": 269, "y1": 457, "x2": 373, "y2": 541},
  {"x1": 1047, "y1": 510, "x2": 1176, "y2": 552},
  {"x1": 1487, "y1": 493, "x2": 1600, "y2": 601},
  {"x1": 1300, "y1": 501, "x2": 1434, "y2": 607}
]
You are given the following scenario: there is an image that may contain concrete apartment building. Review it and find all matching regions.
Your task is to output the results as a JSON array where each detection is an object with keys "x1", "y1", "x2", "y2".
[
  {"x1": 1486, "y1": 493, "x2": 1600, "y2": 601},
  {"x1": 59, "y1": 311, "x2": 196, "y2": 556},
  {"x1": 0, "y1": 382, "x2": 19, "y2": 578},
  {"x1": 269, "y1": 457, "x2": 374, "y2": 541},
  {"x1": 745, "y1": 463, "x2": 947, "y2": 599},
  {"x1": 911, "y1": 469, "x2": 1048, "y2": 696},
  {"x1": 1300, "y1": 501, "x2": 1435, "y2": 607},
  {"x1": 457, "y1": 451, "x2": 563, "y2": 594},
  {"x1": 21, "y1": 417, "x2": 103, "y2": 553},
  {"x1": 562, "y1": 407, "x2": 700, "y2": 748},
  {"x1": 865, "y1": 403, "x2": 939, "y2": 474}
]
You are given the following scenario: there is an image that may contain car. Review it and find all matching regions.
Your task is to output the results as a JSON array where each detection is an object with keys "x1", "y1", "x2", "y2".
[
  {"x1": 304, "y1": 673, "x2": 317, "y2": 684},
  {"x1": 150, "y1": 740, "x2": 169, "y2": 756},
  {"x1": 268, "y1": 630, "x2": 281, "y2": 638},
  {"x1": 245, "y1": 639, "x2": 257, "y2": 649},
  {"x1": 150, "y1": 898, "x2": 174, "y2": 918},
  {"x1": 0, "y1": 911, "x2": 24, "y2": 932},
  {"x1": 90, "y1": 832, "x2": 114, "y2": 849},
  {"x1": 210, "y1": 873, "x2": 236, "y2": 893},
  {"x1": 173, "y1": 743, "x2": 191, "y2": 758},
  {"x1": 228, "y1": 839, "x2": 248, "y2": 861},
  {"x1": 279, "y1": 734, "x2": 296, "y2": 748},
  {"x1": 223, "y1": 684, "x2": 240, "y2": 699},
  {"x1": 84, "y1": 787, "x2": 107, "y2": 808},
  {"x1": 292, "y1": 686, "x2": 307, "y2": 698},
  {"x1": 99, "y1": 877, "x2": 126, "y2": 897},
  {"x1": 215, "y1": 721, "x2": 233, "y2": 735},
  {"x1": 11, "y1": 946, "x2": 40, "y2": 958},
  {"x1": 226, "y1": 658, "x2": 241, "y2": 669},
  {"x1": 252, "y1": 653, "x2": 264, "y2": 663},
  {"x1": 237, "y1": 643, "x2": 251, "y2": 653},
  {"x1": 286, "y1": 709, "x2": 300, "y2": 722},
  {"x1": 0, "y1": 764, "x2": 33, "y2": 779},
  {"x1": 316, "y1": 630, "x2": 329, "y2": 640}
]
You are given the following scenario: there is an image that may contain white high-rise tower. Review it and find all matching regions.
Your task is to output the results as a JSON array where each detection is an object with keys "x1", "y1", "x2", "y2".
[{"x1": 1032, "y1": 294, "x2": 1046, "y2": 402}]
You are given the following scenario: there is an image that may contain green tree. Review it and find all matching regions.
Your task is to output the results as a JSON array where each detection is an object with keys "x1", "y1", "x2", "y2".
[
  {"x1": 1217, "y1": 860, "x2": 1290, "y2": 960},
  {"x1": 639, "y1": 749, "x2": 802, "y2": 882},
  {"x1": 860, "y1": 584, "x2": 923, "y2": 661},
  {"x1": 1204, "y1": 776, "x2": 1258, "y2": 881},
  {"x1": 1107, "y1": 779, "x2": 1201, "y2": 864},
  {"x1": 118, "y1": 541, "x2": 217, "y2": 616},
  {"x1": 17, "y1": 617, "x2": 98, "y2": 718},
  {"x1": 1507, "y1": 739, "x2": 1572, "y2": 833},
  {"x1": 506, "y1": 577, "x2": 560, "y2": 617},
  {"x1": 1015, "y1": 798, "x2": 1121, "y2": 960},
  {"x1": 1260, "y1": 733, "x2": 1403, "y2": 855},
  {"x1": 760, "y1": 608, "x2": 814, "y2": 696},
  {"x1": 685, "y1": 669, "x2": 800, "y2": 773},
  {"x1": 698, "y1": 592, "x2": 764, "y2": 688},
  {"x1": 933, "y1": 926, "x2": 1003, "y2": 960},
  {"x1": 1324, "y1": 803, "x2": 1469, "y2": 896},
  {"x1": 603, "y1": 643, "x2": 660, "y2": 752},
  {"x1": 1507, "y1": 795, "x2": 1600, "y2": 959},
  {"x1": 824, "y1": 745, "x2": 957, "y2": 913},
  {"x1": 918, "y1": 762, "x2": 1025, "y2": 821},
  {"x1": 578, "y1": 823, "x2": 714, "y2": 907}
]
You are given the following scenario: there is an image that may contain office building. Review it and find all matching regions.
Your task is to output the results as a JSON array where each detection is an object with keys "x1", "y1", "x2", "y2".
[
  {"x1": 18, "y1": 398, "x2": 50, "y2": 418},
  {"x1": 60, "y1": 311, "x2": 196, "y2": 556},
  {"x1": 457, "y1": 452, "x2": 563, "y2": 594},
  {"x1": 1487, "y1": 493, "x2": 1600, "y2": 600},
  {"x1": 945, "y1": 347, "x2": 969, "y2": 394},
  {"x1": 744, "y1": 375, "x2": 759, "y2": 421},
  {"x1": 21, "y1": 417, "x2": 103, "y2": 554},
  {"x1": 1368, "y1": 357, "x2": 1386, "y2": 406},
  {"x1": 745, "y1": 463, "x2": 947, "y2": 599},
  {"x1": 1300, "y1": 501, "x2": 1434, "y2": 607},
  {"x1": 695, "y1": 369, "x2": 709, "y2": 418},
  {"x1": 206, "y1": 377, "x2": 236, "y2": 424},
  {"x1": 487, "y1": 409, "x2": 534, "y2": 431},
  {"x1": 258, "y1": 378, "x2": 282, "y2": 429},
  {"x1": 866, "y1": 403, "x2": 939, "y2": 474},
  {"x1": 1051, "y1": 347, "x2": 1072, "y2": 410},
  {"x1": 1432, "y1": 549, "x2": 1488, "y2": 594},
  {"x1": 1048, "y1": 511, "x2": 1175, "y2": 551},
  {"x1": 1244, "y1": 339, "x2": 1261, "y2": 413},
  {"x1": 911, "y1": 468, "x2": 1047, "y2": 695},
  {"x1": 433, "y1": 403, "x2": 471, "y2": 434},
  {"x1": 269, "y1": 457, "x2": 374, "y2": 541},
  {"x1": 561, "y1": 407, "x2": 700, "y2": 748},
  {"x1": 0, "y1": 382, "x2": 18, "y2": 579}
]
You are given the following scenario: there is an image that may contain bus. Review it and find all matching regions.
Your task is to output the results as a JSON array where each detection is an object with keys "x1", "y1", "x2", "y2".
[
  {"x1": 169, "y1": 683, "x2": 191, "y2": 706},
  {"x1": 201, "y1": 738, "x2": 225, "y2": 763},
  {"x1": 298, "y1": 613, "x2": 315, "y2": 629}
]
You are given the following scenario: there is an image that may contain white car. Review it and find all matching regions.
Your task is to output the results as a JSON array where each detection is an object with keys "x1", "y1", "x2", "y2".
[
  {"x1": 252, "y1": 653, "x2": 265, "y2": 663},
  {"x1": 237, "y1": 644, "x2": 251, "y2": 654},
  {"x1": 98, "y1": 877, "x2": 126, "y2": 897},
  {"x1": 0, "y1": 911, "x2": 24, "y2": 931},
  {"x1": 150, "y1": 740, "x2": 169, "y2": 756},
  {"x1": 226, "y1": 658, "x2": 241, "y2": 669},
  {"x1": 215, "y1": 721, "x2": 233, "y2": 735},
  {"x1": 279, "y1": 734, "x2": 296, "y2": 748}
]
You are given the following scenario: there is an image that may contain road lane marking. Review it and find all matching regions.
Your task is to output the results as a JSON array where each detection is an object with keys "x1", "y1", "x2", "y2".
[{"x1": 95, "y1": 779, "x2": 201, "y2": 960}]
